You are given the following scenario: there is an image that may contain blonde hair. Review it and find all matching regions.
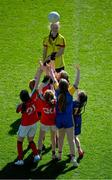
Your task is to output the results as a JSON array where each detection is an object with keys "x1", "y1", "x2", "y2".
[{"x1": 44, "y1": 89, "x2": 55, "y2": 108}]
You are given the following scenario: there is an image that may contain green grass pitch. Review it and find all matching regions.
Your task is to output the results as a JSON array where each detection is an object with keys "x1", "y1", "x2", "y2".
[{"x1": 0, "y1": 0, "x2": 112, "y2": 179}]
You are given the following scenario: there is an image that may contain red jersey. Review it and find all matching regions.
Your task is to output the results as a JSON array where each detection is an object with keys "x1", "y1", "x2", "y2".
[
  {"x1": 31, "y1": 91, "x2": 39, "y2": 109},
  {"x1": 31, "y1": 91, "x2": 38, "y2": 101},
  {"x1": 37, "y1": 98, "x2": 56, "y2": 126},
  {"x1": 42, "y1": 83, "x2": 53, "y2": 93},
  {"x1": 17, "y1": 98, "x2": 39, "y2": 126}
]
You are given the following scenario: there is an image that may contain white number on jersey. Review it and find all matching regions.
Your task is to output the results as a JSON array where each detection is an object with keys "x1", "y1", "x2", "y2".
[
  {"x1": 43, "y1": 108, "x2": 54, "y2": 114},
  {"x1": 26, "y1": 104, "x2": 36, "y2": 115}
]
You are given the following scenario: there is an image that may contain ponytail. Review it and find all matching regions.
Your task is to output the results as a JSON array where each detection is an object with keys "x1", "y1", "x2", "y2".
[
  {"x1": 58, "y1": 79, "x2": 69, "y2": 112},
  {"x1": 76, "y1": 91, "x2": 88, "y2": 115},
  {"x1": 58, "y1": 93, "x2": 66, "y2": 112}
]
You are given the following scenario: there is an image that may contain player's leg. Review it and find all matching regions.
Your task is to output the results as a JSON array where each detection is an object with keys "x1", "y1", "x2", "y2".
[
  {"x1": 50, "y1": 126, "x2": 57, "y2": 159},
  {"x1": 66, "y1": 127, "x2": 78, "y2": 167},
  {"x1": 75, "y1": 136, "x2": 84, "y2": 159},
  {"x1": 57, "y1": 128, "x2": 65, "y2": 160},
  {"x1": 66, "y1": 127, "x2": 75, "y2": 156},
  {"x1": 15, "y1": 125, "x2": 26, "y2": 165},
  {"x1": 38, "y1": 126, "x2": 46, "y2": 158},
  {"x1": 27, "y1": 123, "x2": 40, "y2": 162}
]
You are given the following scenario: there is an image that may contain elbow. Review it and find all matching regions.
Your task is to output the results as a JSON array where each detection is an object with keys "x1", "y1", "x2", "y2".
[
  {"x1": 74, "y1": 83, "x2": 79, "y2": 89},
  {"x1": 74, "y1": 79, "x2": 80, "y2": 89}
]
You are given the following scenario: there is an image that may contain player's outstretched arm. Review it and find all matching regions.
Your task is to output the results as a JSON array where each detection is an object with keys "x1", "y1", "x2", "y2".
[
  {"x1": 74, "y1": 64, "x2": 80, "y2": 89},
  {"x1": 31, "y1": 61, "x2": 43, "y2": 96},
  {"x1": 47, "y1": 64, "x2": 57, "y2": 83}
]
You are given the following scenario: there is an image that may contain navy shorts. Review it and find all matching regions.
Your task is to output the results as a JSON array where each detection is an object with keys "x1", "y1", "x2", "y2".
[
  {"x1": 56, "y1": 116, "x2": 73, "y2": 129},
  {"x1": 74, "y1": 115, "x2": 82, "y2": 135}
]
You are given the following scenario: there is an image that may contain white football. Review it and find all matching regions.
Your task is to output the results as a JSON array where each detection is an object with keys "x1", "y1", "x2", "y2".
[{"x1": 48, "y1": 11, "x2": 60, "y2": 23}]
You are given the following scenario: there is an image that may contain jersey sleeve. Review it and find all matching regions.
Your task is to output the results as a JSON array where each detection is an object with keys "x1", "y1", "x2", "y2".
[
  {"x1": 59, "y1": 35, "x2": 66, "y2": 48},
  {"x1": 53, "y1": 81, "x2": 59, "y2": 90},
  {"x1": 68, "y1": 85, "x2": 76, "y2": 96},
  {"x1": 16, "y1": 103, "x2": 22, "y2": 113}
]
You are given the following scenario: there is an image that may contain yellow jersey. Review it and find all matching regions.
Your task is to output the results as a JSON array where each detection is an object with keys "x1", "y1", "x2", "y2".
[
  {"x1": 54, "y1": 82, "x2": 76, "y2": 96},
  {"x1": 43, "y1": 33, "x2": 66, "y2": 69}
]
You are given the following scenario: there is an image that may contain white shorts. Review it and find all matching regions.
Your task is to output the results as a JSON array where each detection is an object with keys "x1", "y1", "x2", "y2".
[
  {"x1": 40, "y1": 123, "x2": 57, "y2": 132},
  {"x1": 17, "y1": 123, "x2": 37, "y2": 138}
]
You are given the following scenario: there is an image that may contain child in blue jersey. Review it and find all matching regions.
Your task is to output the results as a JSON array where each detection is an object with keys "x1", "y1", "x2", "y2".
[
  {"x1": 49, "y1": 65, "x2": 80, "y2": 167},
  {"x1": 73, "y1": 90, "x2": 87, "y2": 161}
]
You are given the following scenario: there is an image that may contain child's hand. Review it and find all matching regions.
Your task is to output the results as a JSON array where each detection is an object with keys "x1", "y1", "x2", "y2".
[
  {"x1": 46, "y1": 63, "x2": 54, "y2": 74},
  {"x1": 39, "y1": 61, "x2": 45, "y2": 71},
  {"x1": 75, "y1": 64, "x2": 80, "y2": 70}
]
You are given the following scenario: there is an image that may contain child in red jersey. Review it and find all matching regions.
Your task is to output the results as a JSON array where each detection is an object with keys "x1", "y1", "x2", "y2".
[
  {"x1": 39, "y1": 75, "x2": 54, "y2": 93},
  {"x1": 37, "y1": 89, "x2": 57, "y2": 160},
  {"x1": 28, "y1": 64, "x2": 57, "y2": 159},
  {"x1": 29, "y1": 75, "x2": 54, "y2": 151},
  {"x1": 15, "y1": 67, "x2": 42, "y2": 166}
]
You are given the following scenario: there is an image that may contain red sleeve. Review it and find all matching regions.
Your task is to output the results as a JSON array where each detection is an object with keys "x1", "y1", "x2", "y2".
[{"x1": 16, "y1": 104, "x2": 22, "y2": 113}]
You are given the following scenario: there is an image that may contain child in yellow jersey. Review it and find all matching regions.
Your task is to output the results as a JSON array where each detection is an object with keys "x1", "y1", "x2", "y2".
[{"x1": 43, "y1": 22, "x2": 66, "y2": 73}]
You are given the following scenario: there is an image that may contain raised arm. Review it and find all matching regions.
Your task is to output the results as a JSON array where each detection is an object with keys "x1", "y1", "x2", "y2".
[
  {"x1": 31, "y1": 61, "x2": 43, "y2": 96},
  {"x1": 68, "y1": 65, "x2": 80, "y2": 95},
  {"x1": 46, "y1": 64, "x2": 59, "y2": 89},
  {"x1": 47, "y1": 64, "x2": 57, "y2": 83},
  {"x1": 34, "y1": 61, "x2": 43, "y2": 80},
  {"x1": 73, "y1": 65, "x2": 80, "y2": 89},
  {"x1": 34, "y1": 61, "x2": 44, "y2": 89},
  {"x1": 43, "y1": 46, "x2": 47, "y2": 62}
]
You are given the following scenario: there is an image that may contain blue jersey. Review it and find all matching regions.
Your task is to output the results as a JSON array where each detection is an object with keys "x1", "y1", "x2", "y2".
[
  {"x1": 55, "y1": 89, "x2": 73, "y2": 128},
  {"x1": 73, "y1": 100, "x2": 82, "y2": 135}
]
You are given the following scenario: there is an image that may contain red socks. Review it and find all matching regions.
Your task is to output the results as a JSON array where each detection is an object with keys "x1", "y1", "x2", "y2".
[
  {"x1": 29, "y1": 141, "x2": 38, "y2": 156},
  {"x1": 17, "y1": 140, "x2": 38, "y2": 160},
  {"x1": 17, "y1": 141, "x2": 23, "y2": 160}
]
